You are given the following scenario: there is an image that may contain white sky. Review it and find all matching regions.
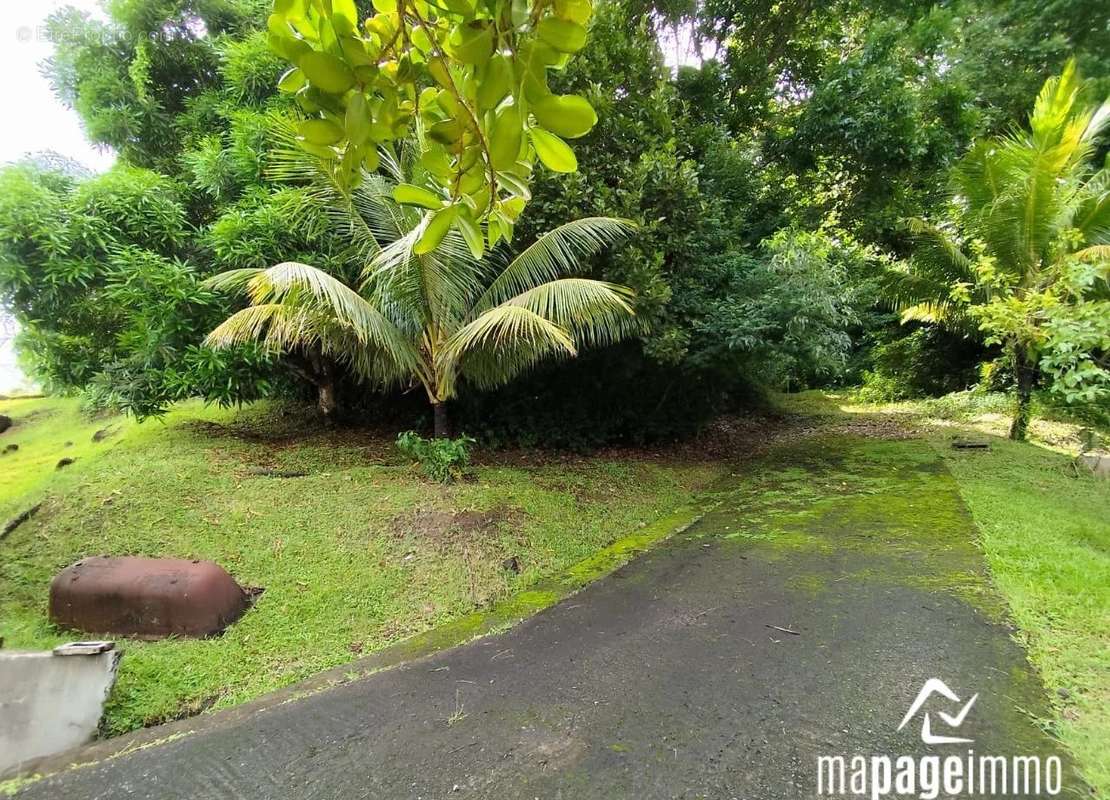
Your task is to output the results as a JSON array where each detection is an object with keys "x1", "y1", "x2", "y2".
[
  {"x1": 1, "y1": 0, "x2": 115, "y2": 173},
  {"x1": 1, "y1": 1, "x2": 115, "y2": 391}
]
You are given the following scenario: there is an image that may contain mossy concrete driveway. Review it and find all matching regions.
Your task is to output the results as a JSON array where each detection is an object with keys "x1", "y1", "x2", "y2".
[{"x1": 17, "y1": 438, "x2": 1080, "y2": 799}]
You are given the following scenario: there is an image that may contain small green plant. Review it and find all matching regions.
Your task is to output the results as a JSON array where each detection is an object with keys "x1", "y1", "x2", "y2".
[{"x1": 396, "y1": 431, "x2": 475, "y2": 483}]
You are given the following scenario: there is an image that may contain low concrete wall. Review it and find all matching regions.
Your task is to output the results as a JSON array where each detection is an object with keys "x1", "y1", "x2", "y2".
[{"x1": 0, "y1": 645, "x2": 120, "y2": 776}]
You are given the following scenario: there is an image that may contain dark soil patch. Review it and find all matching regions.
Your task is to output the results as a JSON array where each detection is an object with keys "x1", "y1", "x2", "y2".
[
  {"x1": 471, "y1": 410, "x2": 920, "y2": 469},
  {"x1": 241, "y1": 466, "x2": 310, "y2": 478},
  {"x1": 189, "y1": 405, "x2": 920, "y2": 474},
  {"x1": 388, "y1": 505, "x2": 523, "y2": 550},
  {"x1": 13, "y1": 407, "x2": 57, "y2": 427}
]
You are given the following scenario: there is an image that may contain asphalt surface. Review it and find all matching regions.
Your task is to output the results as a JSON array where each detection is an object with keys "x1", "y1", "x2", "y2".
[{"x1": 19, "y1": 439, "x2": 1079, "y2": 799}]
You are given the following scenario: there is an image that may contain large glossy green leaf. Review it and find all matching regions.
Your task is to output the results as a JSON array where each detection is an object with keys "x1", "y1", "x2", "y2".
[
  {"x1": 268, "y1": 30, "x2": 312, "y2": 63},
  {"x1": 415, "y1": 205, "x2": 459, "y2": 254},
  {"x1": 393, "y1": 184, "x2": 442, "y2": 209},
  {"x1": 530, "y1": 128, "x2": 577, "y2": 172},
  {"x1": 446, "y1": 22, "x2": 494, "y2": 65},
  {"x1": 456, "y1": 211, "x2": 485, "y2": 259},
  {"x1": 299, "y1": 119, "x2": 345, "y2": 145},
  {"x1": 346, "y1": 92, "x2": 371, "y2": 144},
  {"x1": 300, "y1": 52, "x2": 356, "y2": 93},
  {"x1": 477, "y1": 54, "x2": 512, "y2": 110},
  {"x1": 536, "y1": 18, "x2": 587, "y2": 53},
  {"x1": 340, "y1": 36, "x2": 375, "y2": 66},
  {"x1": 531, "y1": 95, "x2": 597, "y2": 139},
  {"x1": 490, "y1": 106, "x2": 524, "y2": 170},
  {"x1": 555, "y1": 0, "x2": 593, "y2": 24},
  {"x1": 331, "y1": 0, "x2": 359, "y2": 34},
  {"x1": 277, "y1": 67, "x2": 306, "y2": 93}
]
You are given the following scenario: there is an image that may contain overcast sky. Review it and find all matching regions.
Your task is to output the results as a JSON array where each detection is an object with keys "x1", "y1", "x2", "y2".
[
  {"x1": 1, "y1": 0, "x2": 115, "y2": 172},
  {"x1": 1, "y1": 1, "x2": 115, "y2": 391}
]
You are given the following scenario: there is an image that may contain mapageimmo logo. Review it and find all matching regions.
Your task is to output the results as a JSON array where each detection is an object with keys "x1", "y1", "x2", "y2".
[{"x1": 816, "y1": 679, "x2": 1062, "y2": 798}]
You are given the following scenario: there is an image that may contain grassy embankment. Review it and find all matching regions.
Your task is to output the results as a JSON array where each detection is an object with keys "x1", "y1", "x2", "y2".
[{"x1": 0, "y1": 396, "x2": 719, "y2": 735}]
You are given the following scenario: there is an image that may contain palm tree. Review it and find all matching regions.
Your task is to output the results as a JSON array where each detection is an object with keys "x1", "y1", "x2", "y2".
[
  {"x1": 888, "y1": 59, "x2": 1110, "y2": 440},
  {"x1": 204, "y1": 134, "x2": 638, "y2": 436}
]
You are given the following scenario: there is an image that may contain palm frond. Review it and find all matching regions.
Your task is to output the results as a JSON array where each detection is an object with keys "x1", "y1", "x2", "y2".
[
  {"x1": 266, "y1": 113, "x2": 386, "y2": 266},
  {"x1": 1075, "y1": 168, "x2": 1110, "y2": 243},
  {"x1": 206, "y1": 304, "x2": 302, "y2": 350},
  {"x1": 205, "y1": 303, "x2": 412, "y2": 386},
  {"x1": 438, "y1": 304, "x2": 578, "y2": 394},
  {"x1": 1029, "y1": 58, "x2": 1081, "y2": 149},
  {"x1": 1074, "y1": 244, "x2": 1110, "y2": 263},
  {"x1": 233, "y1": 261, "x2": 419, "y2": 372},
  {"x1": 361, "y1": 222, "x2": 484, "y2": 332},
  {"x1": 905, "y1": 219, "x2": 975, "y2": 281},
  {"x1": 202, "y1": 268, "x2": 264, "y2": 294},
  {"x1": 475, "y1": 217, "x2": 637, "y2": 311},
  {"x1": 503, "y1": 278, "x2": 638, "y2": 348},
  {"x1": 897, "y1": 301, "x2": 974, "y2": 327}
]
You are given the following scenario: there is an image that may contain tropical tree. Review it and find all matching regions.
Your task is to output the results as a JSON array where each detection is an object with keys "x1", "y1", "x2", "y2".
[
  {"x1": 203, "y1": 145, "x2": 637, "y2": 434},
  {"x1": 265, "y1": 0, "x2": 603, "y2": 248},
  {"x1": 893, "y1": 60, "x2": 1110, "y2": 440}
]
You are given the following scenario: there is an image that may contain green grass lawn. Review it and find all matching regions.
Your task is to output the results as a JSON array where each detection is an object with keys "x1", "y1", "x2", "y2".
[
  {"x1": 0, "y1": 397, "x2": 719, "y2": 735},
  {"x1": 0, "y1": 396, "x2": 136, "y2": 523},
  {"x1": 784, "y1": 390, "x2": 1109, "y2": 795},
  {"x1": 939, "y1": 439, "x2": 1109, "y2": 796}
]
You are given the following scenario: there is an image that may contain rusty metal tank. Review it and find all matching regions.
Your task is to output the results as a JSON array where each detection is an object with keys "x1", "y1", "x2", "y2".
[{"x1": 49, "y1": 556, "x2": 249, "y2": 639}]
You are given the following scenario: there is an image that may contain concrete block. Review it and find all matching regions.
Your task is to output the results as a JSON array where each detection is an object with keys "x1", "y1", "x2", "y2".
[
  {"x1": 1078, "y1": 452, "x2": 1110, "y2": 479},
  {"x1": 0, "y1": 643, "x2": 120, "y2": 775}
]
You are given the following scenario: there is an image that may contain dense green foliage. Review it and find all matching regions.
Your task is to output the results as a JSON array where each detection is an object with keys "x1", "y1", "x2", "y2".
[
  {"x1": 0, "y1": 162, "x2": 274, "y2": 417},
  {"x1": 265, "y1": 0, "x2": 604, "y2": 255},
  {"x1": 0, "y1": 0, "x2": 1106, "y2": 442},
  {"x1": 200, "y1": 120, "x2": 637, "y2": 430}
]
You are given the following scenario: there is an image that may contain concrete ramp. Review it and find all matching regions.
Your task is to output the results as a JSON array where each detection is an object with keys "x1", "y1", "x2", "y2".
[{"x1": 0, "y1": 642, "x2": 119, "y2": 775}]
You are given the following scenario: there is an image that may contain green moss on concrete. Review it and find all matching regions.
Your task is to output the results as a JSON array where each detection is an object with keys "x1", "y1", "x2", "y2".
[{"x1": 706, "y1": 437, "x2": 1011, "y2": 622}]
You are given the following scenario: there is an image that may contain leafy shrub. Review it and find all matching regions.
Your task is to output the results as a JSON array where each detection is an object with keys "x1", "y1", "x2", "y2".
[
  {"x1": 396, "y1": 431, "x2": 475, "y2": 483},
  {"x1": 857, "y1": 370, "x2": 910, "y2": 403},
  {"x1": 689, "y1": 229, "x2": 873, "y2": 390}
]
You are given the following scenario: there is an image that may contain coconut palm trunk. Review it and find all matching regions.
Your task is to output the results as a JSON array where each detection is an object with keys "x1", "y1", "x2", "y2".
[{"x1": 432, "y1": 402, "x2": 450, "y2": 438}]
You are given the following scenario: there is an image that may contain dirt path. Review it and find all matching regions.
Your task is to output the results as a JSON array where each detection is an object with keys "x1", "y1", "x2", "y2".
[{"x1": 16, "y1": 437, "x2": 1079, "y2": 799}]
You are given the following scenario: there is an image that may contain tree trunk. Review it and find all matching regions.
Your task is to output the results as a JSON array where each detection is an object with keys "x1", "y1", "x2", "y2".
[
  {"x1": 293, "y1": 351, "x2": 339, "y2": 424},
  {"x1": 432, "y1": 402, "x2": 450, "y2": 439},
  {"x1": 1009, "y1": 343, "x2": 1035, "y2": 442},
  {"x1": 317, "y1": 378, "x2": 338, "y2": 422}
]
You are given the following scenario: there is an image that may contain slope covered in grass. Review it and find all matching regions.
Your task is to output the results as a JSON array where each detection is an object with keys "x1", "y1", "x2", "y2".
[
  {"x1": 0, "y1": 398, "x2": 719, "y2": 735},
  {"x1": 940, "y1": 440, "x2": 1109, "y2": 795},
  {"x1": 0, "y1": 397, "x2": 133, "y2": 523}
]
